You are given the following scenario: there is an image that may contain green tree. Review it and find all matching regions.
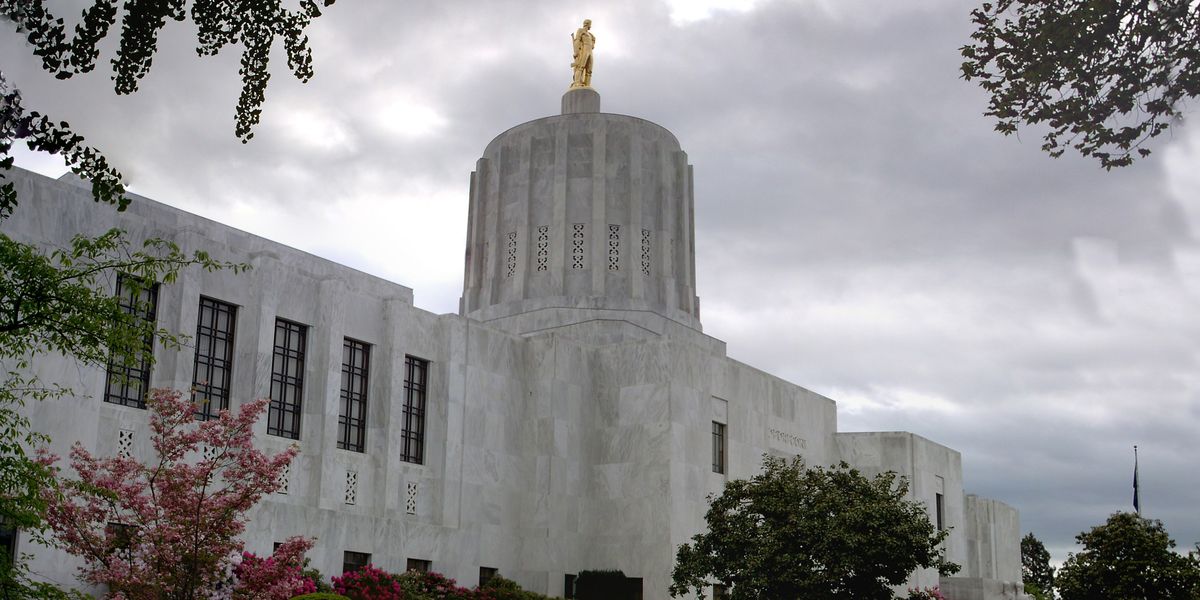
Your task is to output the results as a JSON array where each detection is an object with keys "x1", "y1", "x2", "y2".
[
  {"x1": 1056, "y1": 512, "x2": 1200, "y2": 600},
  {"x1": 960, "y1": 0, "x2": 1200, "y2": 169},
  {"x1": 669, "y1": 455, "x2": 959, "y2": 600},
  {"x1": 0, "y1": 229, "x2": 244, "y2": 597},
  {"x1": 1, "y1": 1, "x2": 329, "y2": 594},
  {"x1": 1021, "y1": 533, "x2": 1054, "y2": 600}
]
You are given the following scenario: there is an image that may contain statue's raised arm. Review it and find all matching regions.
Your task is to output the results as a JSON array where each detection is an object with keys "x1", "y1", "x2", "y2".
[{"x1": 570, "y1": 19, "x2": 595, "y2": 89}]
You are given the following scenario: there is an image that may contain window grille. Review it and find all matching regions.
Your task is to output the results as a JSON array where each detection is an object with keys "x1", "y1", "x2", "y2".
[
  {"x1": 505, "y1": 231, "x2": 518, "y2": 277},
  {"x1": 608, "y1": 224, "x2": 620, "y2": 270},
  {"x1": 344, "y1": 470, "x2": 358, "y2": 505},
  {"x1": 277, "y1": 463, "x2": 290, "y2": 495},
  {"x1": 641, "y1": 229, "x2": 652, "y2": 276},
  {"x1": 406, "y1": 481, "x2": 418, "y2": 515},
  {"x1": 268, "y1": 318, "x2": 307, "y2": 439},
  {"x1": 337, "y1": 338, "x2": 370, "y2": 452},
  {"x1": 103, "y1": 274, "x2": 158, "y2": 409},
  {"x1": 401, "y1": 356, "x2": 429, "y2": 464},
  {"x1": 116, "y1": 429, "x2": 135, "y2": 458},
  {"x1": 536, "y1": 225, "x2": 550, "y2": 271},
  {"x1": 192, "y1": 297, "x2": 237, "y2": 420},
  {"x1": 571, "y1": 224, "x2": 585, "y2": 269}
]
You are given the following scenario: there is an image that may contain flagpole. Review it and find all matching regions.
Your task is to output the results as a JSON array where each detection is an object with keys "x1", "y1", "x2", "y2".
[{"x1": 1133, "y1": 445, "x2": 1140, "y2": 515}]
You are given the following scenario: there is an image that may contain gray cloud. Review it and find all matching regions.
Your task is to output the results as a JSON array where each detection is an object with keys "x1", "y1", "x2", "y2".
[{"x1": 4, "y1": 0, "x2": 1198, "y2": 562}]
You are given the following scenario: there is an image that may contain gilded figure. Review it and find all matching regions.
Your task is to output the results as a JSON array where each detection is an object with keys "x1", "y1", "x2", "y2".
[{"x1": 570, "y1": 19, "x2": 595, "y2": 89}]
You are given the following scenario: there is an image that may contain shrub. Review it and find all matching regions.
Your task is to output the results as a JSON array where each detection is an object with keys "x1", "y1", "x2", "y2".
[
  {"x1": 396, "y1": 570, "x2": 474, "y2": 600},
  {"x1": 907, "y1": 587, "x2": 947, "y2": 600},
  {"x1": 302, "y1": 562, "x2": 335, "y2": 593},
  {"x1": 576, "y1": 570, "x2": 632, "y2": 600},
  {"x1": 479, "y1": 575, "x2": 554, "y2": 600},
  {"x1": 231, "y1": 539, "x2": 317, "y2": 599},
  {"x1": 333, "y1": 565, "x2": 404, "y2": 600},
  {"x1": 291, "y1": 594, "x2": 352, "y2": 600}
]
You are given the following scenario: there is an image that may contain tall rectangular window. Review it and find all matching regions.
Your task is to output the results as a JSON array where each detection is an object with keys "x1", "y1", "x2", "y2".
[
  {"x1": 712, "y1": 421, "x2": 726, "y2": 474},
  {"x1": 401, "y1": 355, "x2": 429, "y2": 464},
  {"x1": 935, "y1": 493, "x2": 945, "y2": 531},
  {"x1": 337, "y1": 338, "x2": 370, "y2": 452},
  {"x1": 267, "y1": 318, "x2": 307, "y2": 439},
  {"x1": 192, "y1": 297, "x2": 237, "y2": 420},
  {"x1": 104, "y1": 274, "x2": 159, "y2": 409}
]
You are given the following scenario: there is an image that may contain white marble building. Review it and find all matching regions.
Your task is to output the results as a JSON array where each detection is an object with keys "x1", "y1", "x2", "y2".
[{"x1": 8, "y1": 87, "x2": 1025, "y2": 599}]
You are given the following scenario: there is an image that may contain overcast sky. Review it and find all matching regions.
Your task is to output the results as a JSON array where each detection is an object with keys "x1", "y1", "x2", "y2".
[{"x1": 4, "y1": 0, "x2": 1198, "y2": 564}]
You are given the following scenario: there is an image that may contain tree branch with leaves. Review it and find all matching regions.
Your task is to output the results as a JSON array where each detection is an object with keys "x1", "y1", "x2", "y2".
[
  {"x1": 38, "y1": 389, "x2": 312, "y2": 600},
  {"x1": 961, "y1": 0, "x2": 1200, "y2": 169}
]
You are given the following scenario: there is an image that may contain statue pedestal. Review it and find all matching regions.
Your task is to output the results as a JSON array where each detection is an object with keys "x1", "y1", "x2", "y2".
[{"x1": 562, "y1": 87, "x2": 600, "y2": 114}]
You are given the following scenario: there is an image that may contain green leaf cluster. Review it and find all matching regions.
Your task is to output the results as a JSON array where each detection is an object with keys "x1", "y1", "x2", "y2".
[
  {"x1": 961, "y1": 0, "x2": 1200, "y2": 169},
  {"x1": 2, "y1": 2, "x2": 315, "y2": 597},
  {"x1": 1020, "y1": 532, "x2": 1054, "y2": 598},
  {"x1": 669, "y1": 455, "x2": 958, "y2": 600},
  {"x1": 480, "y1": 575, "x2": 559, "y2": 600},
  {"x1": 1056, "y1": 512, "x2": 1200, "y2": 600},
  {"x1": 0, "y1": 226, "x2": 245, "y2": 596},
  {"x1": 1, "y1": 0, "x2": 335, "y2": 143}
]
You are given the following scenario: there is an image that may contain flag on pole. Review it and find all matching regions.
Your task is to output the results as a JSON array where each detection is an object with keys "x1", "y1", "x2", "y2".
[{"x1": 1133, "y1": 445, "x2": 1140, "y2": 514}]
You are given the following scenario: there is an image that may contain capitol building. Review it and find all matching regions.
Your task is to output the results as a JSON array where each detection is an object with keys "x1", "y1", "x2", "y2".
[{"x1": 9, "y1": 75, "x2": 1026, "y2": 599}]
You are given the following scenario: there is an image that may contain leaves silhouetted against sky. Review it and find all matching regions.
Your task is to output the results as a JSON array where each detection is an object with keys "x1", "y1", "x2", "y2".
[{"x1": 3, "y1": 0, "x2": 1198, "y2": 562}]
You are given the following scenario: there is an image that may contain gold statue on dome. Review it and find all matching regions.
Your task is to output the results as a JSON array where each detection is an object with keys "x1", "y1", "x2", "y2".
[{"x1": 570, "y1": 19, "x2": 595, "y2": 89}]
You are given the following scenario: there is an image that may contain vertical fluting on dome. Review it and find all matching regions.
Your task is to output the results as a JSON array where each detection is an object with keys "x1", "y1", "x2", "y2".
[{"x1": 460, "y1": 98, "x2": 700, "y2": 331}]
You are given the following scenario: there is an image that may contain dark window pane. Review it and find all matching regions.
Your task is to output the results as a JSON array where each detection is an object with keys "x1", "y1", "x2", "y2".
[
  {"x1": 406, "y1": 558, "x2": 431, "y2": 572},
  {"x1": 192, "y1": 297, "x2": 237, "y2": 420},
  {"x1": 712, "y1": 421, "x2": 726, "y2": 474},
  {"x1": 564, "y1": 574, "x2": 576, "y2": 599},
  {"x1": 0, "y1": 525, "x2": 16, "y2": 565},
  {"x1": 103, "y1": 274, "x2": 159, "y2": 409},
  {"x1": 337, "y1": 338, "x2": 369, "y2": 452},
  {"x1": 936, "y1": 493, "x2": 945, "y2": 531},
  {"x1": 342, "y1": 550, "x2": 370, "y2": 574},
  {"x1": 479, "y1": 566, "x2": 498, "y2": 587},
  {"x1": 401, "y1": 356, "x2": 429, "y2": 464},
  {"x1": 267, "y1": 319, "x2": 307, "y2": 439}
]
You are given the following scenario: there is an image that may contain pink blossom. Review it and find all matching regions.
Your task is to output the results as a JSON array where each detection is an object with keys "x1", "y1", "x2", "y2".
[{"x1": 40, "y1": 389, "x2": 308, "y2": 600}]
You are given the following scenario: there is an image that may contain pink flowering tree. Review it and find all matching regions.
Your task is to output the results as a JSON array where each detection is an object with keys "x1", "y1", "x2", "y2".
[
  {"x1": 230, "y1": 537, "x2": 317, "y2": 599},
  {"x1": 38, "y1": 388, "x2": 309, "y2": 599}
]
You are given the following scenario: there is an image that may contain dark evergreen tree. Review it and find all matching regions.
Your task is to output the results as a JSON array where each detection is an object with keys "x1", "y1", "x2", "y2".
[{"x1": 1020, "y1": 533, "x2": 1054, "y2": 600}]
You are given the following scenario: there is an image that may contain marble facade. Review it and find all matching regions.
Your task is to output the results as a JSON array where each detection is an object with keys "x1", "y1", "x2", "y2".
[{"x1": 6, "y1": 88, "x2": 1024, "y2": 599}]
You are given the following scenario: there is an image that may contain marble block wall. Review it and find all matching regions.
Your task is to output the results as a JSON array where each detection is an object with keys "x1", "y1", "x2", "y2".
[
  {"x1": 5, "y1": 88, "x2": 1029, "y2": 600},
  {"x1": 834, "y1": 432, "x2": 967, "y2": 590}
]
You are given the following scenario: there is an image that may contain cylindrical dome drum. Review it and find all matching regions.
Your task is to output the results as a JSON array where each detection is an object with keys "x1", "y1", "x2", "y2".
[{"x1": 460, "y1": 93, "x2": 700, "y2": 330}]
